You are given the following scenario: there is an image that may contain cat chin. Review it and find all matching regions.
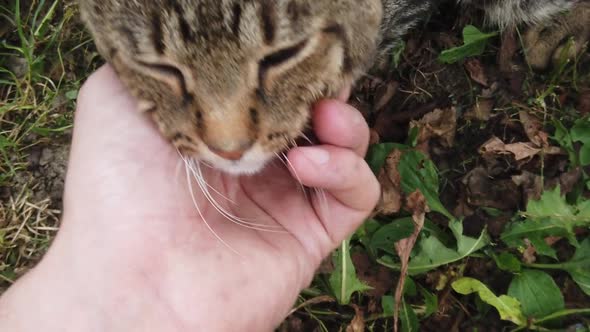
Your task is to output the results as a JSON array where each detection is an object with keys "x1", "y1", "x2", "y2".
[
  {"x1": 214, "y1": 159, "x2": 269, "y2": 175},
  {"x1": 200, "y1": 149, "x2": 272, "y2": 176}
]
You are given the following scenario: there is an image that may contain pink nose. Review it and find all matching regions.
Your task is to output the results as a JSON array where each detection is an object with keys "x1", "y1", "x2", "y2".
[{"x1": 209, "y1": 147, "x2": 246, "y2": 161}]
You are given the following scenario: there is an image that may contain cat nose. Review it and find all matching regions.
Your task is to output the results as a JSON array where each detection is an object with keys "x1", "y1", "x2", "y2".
[
  {"x1": 209, "y1": 147, "x2": 245, "y2": 161},
  {"x1": 206, "y1": 141, "x2": 253, "y2": 161}
]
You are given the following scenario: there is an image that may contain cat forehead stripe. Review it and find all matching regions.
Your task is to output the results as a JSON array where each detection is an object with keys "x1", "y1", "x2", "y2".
[
  {"x1": 259, "y1": 1, "x2": 277, "y2": 44},
  {"x1": 150, "y1": 12, "x2": 165, "y2": 54}
]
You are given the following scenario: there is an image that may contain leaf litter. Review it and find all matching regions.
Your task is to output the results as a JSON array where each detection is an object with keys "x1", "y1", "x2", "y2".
[{"x1": 298, "y1": 3, "x2": 590, "y2": 330}]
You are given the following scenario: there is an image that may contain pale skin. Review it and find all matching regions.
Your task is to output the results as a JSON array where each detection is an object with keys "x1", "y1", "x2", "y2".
[{"x1": 0, "y1": 65, "x2": 380, "y2": 331}]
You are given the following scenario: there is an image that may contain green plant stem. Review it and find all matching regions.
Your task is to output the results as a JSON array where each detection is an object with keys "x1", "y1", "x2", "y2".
[
  {"x1": 512, "y1": 309, "x2": 590, "y2": 332},
  {"x1": 523, "y1": 262, "x2": 567, "y2": 270}
]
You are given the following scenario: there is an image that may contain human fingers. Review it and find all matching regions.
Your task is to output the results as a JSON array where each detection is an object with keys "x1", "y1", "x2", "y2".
[
  {"x1": 312, "y1": 100, "x2": 370, "y2": 157},
  {"x1": 287, "y1": 145, "x2": 380, "y2": 242}
]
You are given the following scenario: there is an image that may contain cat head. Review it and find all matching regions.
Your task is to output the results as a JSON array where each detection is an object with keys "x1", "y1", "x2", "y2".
[{"x1": 80, "y1": 0, "x2": 382, "y2": 174}]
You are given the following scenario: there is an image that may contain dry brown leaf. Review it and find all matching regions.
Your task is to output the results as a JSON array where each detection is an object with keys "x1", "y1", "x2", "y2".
[
  {"x1": 545, "y1": 236, "x2": 562, "y2": 246},
  {"x1": 522, "y1": 239, "x2": 537, "y2": 264},
  {"x1": 411, "y1": 107, "x2": 457, "y2": 150},
  {"x1": 504, "y1": 143, "x2": 542, "y2": 161},
  {"x1": 394, "y1": 190, "x2": 428, "y2": 332},
  {"x1": 374, "y1": 149, "x2": 403, "y2": 216},
  {"x1": 369, "y1": 129, "x2": 380, "y2": 145},
  {"x1": 499, "y1": 27, "x2": 519, "y2": 73},
  {"x1": 374, "y1": 81, "x2": 399, "y2": 111},
  {"x1": 463, "y1": 167, "x2": 521, "y2": 210},
  {"x1": 465, "y1": 98, "x2": 495, "y2": 121},
  {"x1": 346, "y1": 305, "x2": 365, "y2": 332},
  {"x1": 519, "y1": 111, "x2": 548, "y2": 147},
  {"x1": 278, "y1": 317, "x2": 304, "y2": 332},
  {"x1": 480, "y1": 136, "x2": 541, "y2": 161},
  {"x1": 464, "y1": 59, "x2": 489, "y2": 86},
  {"x1": 353, "y1": 252, "x2": 394, "y2": 298},
  {"x1": 513, "y1": 168, "x2": 583, "y2": 204},
  {"x1": 555, "y1": 167, "x2": 583, "y2": 195},
  {"x1": 454, "y1": 193, "x2": 475, "y2": 219},
  {"x1": 512, "y1": 171, "x2": 544, "y2": 203}
]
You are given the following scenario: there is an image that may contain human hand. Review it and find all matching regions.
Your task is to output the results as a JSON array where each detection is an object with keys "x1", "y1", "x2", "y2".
[{"x1": 0, "y1": 65, "x2": 380, "y2": 331}]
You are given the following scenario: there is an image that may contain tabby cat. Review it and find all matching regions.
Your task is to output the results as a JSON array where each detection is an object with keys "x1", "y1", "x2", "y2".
[{"x1": 79, "y1": 0, "x2": 589, "y2": 174}]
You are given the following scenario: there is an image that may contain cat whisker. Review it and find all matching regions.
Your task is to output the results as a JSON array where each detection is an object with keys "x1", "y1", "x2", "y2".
[
  {"x1": 187, "y1": 157, "x2": 237, "y2": 205},
  {"x1": 279, "y1": 152, "x2": 309, "y2": 203},
  {"x1": 314, "y1": 187, "x2": 331, "y2": 222},
  {"x1": 183, "y1": 161, "x2": 242, "y2": 256},
  {"x1": 188, "y1": 160, "x2": 287, "y2": 233},
  {"x1": 300, "y1": 133, "x2": 313, "y2": 145}
]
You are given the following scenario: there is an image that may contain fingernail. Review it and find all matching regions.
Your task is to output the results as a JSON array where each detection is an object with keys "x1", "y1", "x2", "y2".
[{"x1": 302, "y1": 148, "x2": 330, "y2": 165}]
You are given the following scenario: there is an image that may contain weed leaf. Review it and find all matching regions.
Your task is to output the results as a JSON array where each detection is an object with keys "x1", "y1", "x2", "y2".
[
  {"x1": 398, "y1": 150, "x2": 454, "y2": 221},
  {"x1": 418, "y1": 285, "x2": 438, "y2": 318},
  {"x1": 508, "y1": 270, "x2": 565, "y2": 318},
  {"x1": 439, "y1": 25, "x2": 498, "y2": 64},
  {"x1": 400, "y1": 299, "x2": 419, "y2": 332},
  {"x1": 560, "y1": 239, "x2": 590, "y2": 296},
  {"x1": 407, "y1": 220, "x2": 489, "y2": 274},
  {"x1": 452, "y1": 277, "x2": 526, "y2": 326},
  {"x1": 502, "y1": 187, "x2": 590, "y2": 257},
  {"x1": 366, "y1": 143, "x2": 406, "y2": 174},
  {"x1": 494, "y1": 252, "x2": 522, "y2": 273},
  {"x1": 329, "y1": 239, "x2": 372, "y2": 304},
  {"x1": 369, "y1": 217, "x2": 416, "y2": 256},
  {"x1": 380, "y1": 220, "x2": 489, "y2": 274},
  {"x1": 382, "y1": 295, "x2": 395, "y2": 317}
]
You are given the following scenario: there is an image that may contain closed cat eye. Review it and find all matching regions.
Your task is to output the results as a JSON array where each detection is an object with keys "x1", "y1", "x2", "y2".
[
  {"x1": 136, "y1": 61, "x2": 190, "y2": 100},
  {"x1": 259, "y1": 39, "x2": 309, "y2": 69},
  {"x1": 258, "y1": 39, "x2": 308, "y2": 92}
]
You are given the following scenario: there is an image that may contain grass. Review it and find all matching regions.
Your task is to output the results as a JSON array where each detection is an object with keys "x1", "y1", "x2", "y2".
[
  {"x1": 1, "y1": 1, "x2": 590, "y2": 331},
  {"x1": 0, "y1": 0, "x2": 99, "y2": 291}
]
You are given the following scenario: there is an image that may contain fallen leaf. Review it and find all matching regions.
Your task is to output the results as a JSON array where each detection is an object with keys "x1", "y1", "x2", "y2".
[
  {"x1": 498, "y1": 27, "x2": 519, "y2": 73},
  {"x1": 522, "y1": 239, "x2": 537, "y2": 264},
  {"x1": 463, "y1": 167, "x2": 521, "y2": 210},
  {"x1": 464, "y1": 58, "x2": 489, "y2": 86},
  {"x1": 519, "y1": 111, "x2": 548, "y2": 147},
  {"x1": 374, "y1": 81, "x2": 399, "y2": 111},
  {"x1": 512, "y1": 168, "x2": 583, "y2": 205},
  {"x1": 505, "y1": 143, "x2": 541, "y2": 161},
  {"x1": 353, "y1": 252, "x2": 395, "y2": 298},
  {"x1": 278, "y1": 316, "x2": 305, "y2": 332},
  {"x1": 480, "y1": 136, "x2": 540, "y2": 161},
  {"x1": 369, "y1": 129, "x2": 380, "y2": 145},
  {"x1": 465, "y1": 98, "x2": 494, "y2": 121},
  {"x1": 411, "y1": 107, "x2": 458, "y2": 150},
  {"x1": 512, "y1": 171, "x2": 544, "y2": 203},
  {"x1": 394, "y1": 190, "x2": 428, "y2": 332},
  {"x1": 375, "y1": 149, "x2": 404, "y2": 215},
  {"x1": 346, "y1": 305, "x2": 365, "y2": 332},
  {"x1": 555, "y1": 167, "x2": 583, "y2": 194}
]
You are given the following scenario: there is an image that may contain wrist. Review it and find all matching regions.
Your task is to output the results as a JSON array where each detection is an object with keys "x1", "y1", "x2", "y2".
[
  {"x1": 0, "y1": 222, "x2": 283, "y2": 332},
  {"x1": 0, "y1": 230, "x2": 184, "y2": 332}
]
